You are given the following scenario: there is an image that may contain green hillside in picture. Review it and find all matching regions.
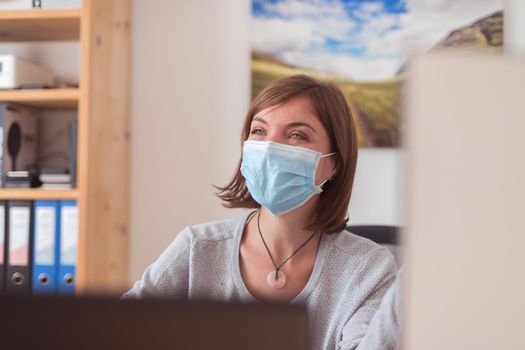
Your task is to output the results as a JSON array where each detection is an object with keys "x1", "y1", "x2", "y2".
[{"x1": 252, "y1": 53, "x2": 401, "y2": 147}]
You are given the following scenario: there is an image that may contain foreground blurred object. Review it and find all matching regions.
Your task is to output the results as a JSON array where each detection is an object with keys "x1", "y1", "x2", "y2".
[
  {"x1": 404, "y1": 52, "x2": 525, "y2": 349},
  {"x1": 0, "y1": 295, "x2": 308, "y2": 350}
]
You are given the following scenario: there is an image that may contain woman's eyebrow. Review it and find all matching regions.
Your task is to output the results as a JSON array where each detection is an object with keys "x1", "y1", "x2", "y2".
[
  {"x1": 253, "y1": 116, "x2": 267, "y2": 124},
  {"x1": 252, "y1": 116, "x2": 317, "y2": 134},
  {"x1": 287, "y1": 121, "x2": 317, "y2": 134}
]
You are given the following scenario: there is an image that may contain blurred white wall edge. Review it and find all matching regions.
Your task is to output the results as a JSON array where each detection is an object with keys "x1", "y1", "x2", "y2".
[
  {"x1": 505, "y1": 0, "x2": 525, "y2": 53},
  {"x1": 403, "y1": 52, "x2": 525, "y2": 350}
]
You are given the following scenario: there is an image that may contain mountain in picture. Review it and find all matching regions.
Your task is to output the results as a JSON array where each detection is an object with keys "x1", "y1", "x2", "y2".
[{"x1": 432, "y1": 11, "x2": 503, "y2": 51}]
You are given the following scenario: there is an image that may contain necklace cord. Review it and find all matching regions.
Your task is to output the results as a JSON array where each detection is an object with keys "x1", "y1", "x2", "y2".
[{"x1": 256, "y1": 210, "x2": 318, "y2": 280}]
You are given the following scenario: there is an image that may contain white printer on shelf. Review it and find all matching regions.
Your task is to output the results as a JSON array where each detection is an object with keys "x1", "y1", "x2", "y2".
[{"x1": 0, "y1": 55, "x2": 54, "y2": 89}]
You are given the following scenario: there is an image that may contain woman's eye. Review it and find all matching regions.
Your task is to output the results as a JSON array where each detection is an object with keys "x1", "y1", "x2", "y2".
[
  {"x1": 250, "y1": 128, "x2": 264, "y2": 135},
  {"x1": 290, "y1": 132, "x2": 306, "y2": 140}
]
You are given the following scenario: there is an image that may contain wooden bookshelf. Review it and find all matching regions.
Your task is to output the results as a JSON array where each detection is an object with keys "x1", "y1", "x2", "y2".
[
  {"x1": 0, "y1": 1, "x2": 130, "y2": 296},
  {"x1": 0, "y1": 9, "x2": 81, "y2": 42},
  {"x1": 0, "y1": 189, "x2": 78, "y2": 200},
  {"x1": 0, "y1": 88, "x2": 79, "y2": 108}
]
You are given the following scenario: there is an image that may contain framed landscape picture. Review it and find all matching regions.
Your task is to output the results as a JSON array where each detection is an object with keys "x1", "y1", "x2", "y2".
[{"x1": 251, "y1": 0, "x2": 503, "y2": 147}]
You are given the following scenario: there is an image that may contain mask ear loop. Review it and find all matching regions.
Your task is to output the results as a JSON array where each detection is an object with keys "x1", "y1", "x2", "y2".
[
  {"x1": 321, "y1": 152, "x2": 337, "y2": 158},
  {"x1": 318, "y1": 178, "x2": 330, "y2": 189},
  {"x1": 317, "y1": 152, "x2": 337, "y2": 190}
]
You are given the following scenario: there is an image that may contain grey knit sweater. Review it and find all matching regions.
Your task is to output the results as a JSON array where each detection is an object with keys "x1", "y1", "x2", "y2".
[{"x1": 123, "y1": 211, "x2": 397, "y2": 350}]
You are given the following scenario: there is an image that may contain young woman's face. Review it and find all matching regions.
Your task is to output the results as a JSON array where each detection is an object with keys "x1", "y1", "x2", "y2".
[{"x1": 248, "y1": 96, "x2": 336, "y2": 186}]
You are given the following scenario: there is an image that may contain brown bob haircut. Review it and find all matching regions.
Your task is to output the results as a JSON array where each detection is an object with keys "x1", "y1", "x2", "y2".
[{"x1": 216, "y1": 74, "x2": 358, "y2": 234}]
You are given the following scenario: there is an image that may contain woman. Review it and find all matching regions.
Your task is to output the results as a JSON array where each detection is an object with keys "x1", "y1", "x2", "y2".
[{"x1": 124, "y1": 75, "x2": 397, "y2": 350}]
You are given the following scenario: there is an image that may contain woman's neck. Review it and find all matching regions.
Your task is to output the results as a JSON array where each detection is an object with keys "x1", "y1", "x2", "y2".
[{"x1": 250, "y1": 197, "x2": 321, "y2": 260}]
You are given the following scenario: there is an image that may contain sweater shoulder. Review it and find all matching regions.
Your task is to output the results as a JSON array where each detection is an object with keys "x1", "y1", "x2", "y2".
[
  {"x1": 330, "y1": 229, "x2": 383, "y2": 252},
  {"x1": 329, "y1": 229, "x2": 395, "y2": 264},
  {"x1": 186, "y1": 212, "x2": 251, "y2": 243}
]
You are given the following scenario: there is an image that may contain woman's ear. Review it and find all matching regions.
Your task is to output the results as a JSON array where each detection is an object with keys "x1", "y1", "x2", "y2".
[{"x1": 330, "y1": 154, "x2": 340, "y2": 180}]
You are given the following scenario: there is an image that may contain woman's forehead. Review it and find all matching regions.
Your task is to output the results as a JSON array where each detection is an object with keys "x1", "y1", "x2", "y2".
[{"x1": 253, "y1": 96, "x2": 320, "y2": 125}]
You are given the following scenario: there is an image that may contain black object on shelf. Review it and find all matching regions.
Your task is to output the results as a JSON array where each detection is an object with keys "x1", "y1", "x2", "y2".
[{"x1": 7, "y1": 122, "x2": 22, "y2": 172}]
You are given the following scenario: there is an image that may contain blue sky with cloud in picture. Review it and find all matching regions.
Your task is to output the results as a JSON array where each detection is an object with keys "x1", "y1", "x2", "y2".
[{"x1": 251, "y1": 0, "x2": 502, "y2": 81}]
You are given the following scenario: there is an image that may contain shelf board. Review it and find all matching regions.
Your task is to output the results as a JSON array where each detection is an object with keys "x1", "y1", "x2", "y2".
[
  {"x1": 0, "y1": 9, "x2": 81, "y2": 42},
  {"x1": 0, "y1": 189, "x2": 78, "y2": 200},
  {"x1": 0, "y1": 88, "x2": 78, "y2": 108}
]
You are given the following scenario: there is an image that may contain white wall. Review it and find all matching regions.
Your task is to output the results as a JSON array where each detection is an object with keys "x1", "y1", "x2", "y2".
[
  {"x1": 348, "y1": 149, "x2": 405, "y2": 226},
  {"x1": 129, "y1": 0, "x2": 250, "y2": 283}
]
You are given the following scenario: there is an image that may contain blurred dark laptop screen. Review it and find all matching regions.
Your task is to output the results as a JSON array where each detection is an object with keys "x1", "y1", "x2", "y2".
[{"x1": 0, "y1": 296, "x2": 309, "y2": 350}]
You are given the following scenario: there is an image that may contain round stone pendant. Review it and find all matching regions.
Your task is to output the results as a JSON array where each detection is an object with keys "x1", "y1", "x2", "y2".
[{"x1": 266, "y1": 269, "x2": 286, "y2": 289}]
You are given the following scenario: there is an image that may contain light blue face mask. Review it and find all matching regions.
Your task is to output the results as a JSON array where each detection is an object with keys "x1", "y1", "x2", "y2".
[{"x1": 240, "y1": 140, "x2": 336, "y2": 216}]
